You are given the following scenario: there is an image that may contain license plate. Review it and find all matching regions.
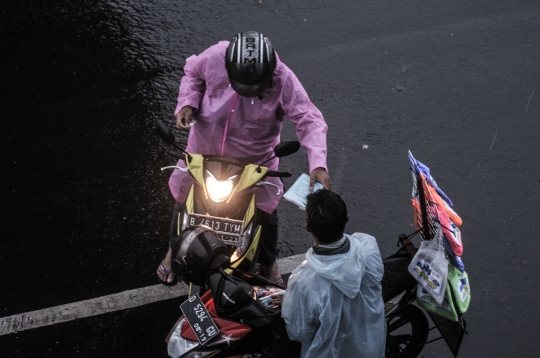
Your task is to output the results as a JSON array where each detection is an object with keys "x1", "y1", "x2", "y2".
[
  {"x1": 180, "y1": 294, "x2": 220, "y2": 345},
  {"x1": 218, "y1": 234, "x2": 240, "y2": 245},
  {"x1": 187, "y1": 214, "x2": 244, "y2": 244}
]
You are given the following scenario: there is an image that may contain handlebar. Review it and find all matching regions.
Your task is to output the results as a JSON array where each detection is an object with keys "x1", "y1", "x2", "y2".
[
  {"x1": 265, "y1": 170, "x2": 292, "y2": 178},
  {"x1": 163, "y1": 150, "x2": 292, "y2": 178},
  {"x1": 166, "y1": 150, "x2": 184, "y2": 158}
]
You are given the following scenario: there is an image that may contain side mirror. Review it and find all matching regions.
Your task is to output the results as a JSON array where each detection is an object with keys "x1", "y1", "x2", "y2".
[
  {"x1": 155, "y1": 120, "x2": 175, "y2": 145},
  {"x1": 274, "y1": 141, "x2": 301, "y2": 158}
]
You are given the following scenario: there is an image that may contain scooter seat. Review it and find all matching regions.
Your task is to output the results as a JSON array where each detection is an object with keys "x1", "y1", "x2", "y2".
[{"x1": 381, "y1": 253, "x2": 416, "y2": 302}]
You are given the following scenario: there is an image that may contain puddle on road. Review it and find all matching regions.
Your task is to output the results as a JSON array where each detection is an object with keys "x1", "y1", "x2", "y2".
[{"x1": 2, "y1": 0, "x2": 188, "y2": 316}]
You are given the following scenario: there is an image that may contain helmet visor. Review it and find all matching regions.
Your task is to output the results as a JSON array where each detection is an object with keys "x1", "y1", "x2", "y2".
[
  {"x1": 226, "y1": 62, "x2": 274, "y2": 98},
  {"x1": 229, "y1": 77, "x2": 271, "y2": 98}
]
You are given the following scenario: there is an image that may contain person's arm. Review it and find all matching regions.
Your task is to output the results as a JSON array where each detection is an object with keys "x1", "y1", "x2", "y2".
[
  {"x1": 174, "y1": 42, "x2": 229, "y2": 128},
  {"x1": 281, "y1": 283, "x2": 320, "y2": 344},
  {"x1": 280, "y1": 68, "x2": 332, "y2": 190},
  {"x1": 174, "y1": 55, "x2": 205, "y2": 119}
]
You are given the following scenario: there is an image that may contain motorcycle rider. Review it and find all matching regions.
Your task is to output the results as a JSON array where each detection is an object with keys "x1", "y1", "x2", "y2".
[
  {"x1": 157, "y1": 31, "x2": 332, "y2": 285},
  {"x1": 281, "y1": 189, "x2": 386, "y2": 357}
]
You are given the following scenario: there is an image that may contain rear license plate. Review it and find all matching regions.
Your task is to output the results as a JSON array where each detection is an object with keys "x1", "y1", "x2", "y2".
[
  {"x1": 187, "y1": 214, "x2": 244, "y2": 245},
  {"x1": 180, "y1": 294, "x2": 219, "y2": 345}
]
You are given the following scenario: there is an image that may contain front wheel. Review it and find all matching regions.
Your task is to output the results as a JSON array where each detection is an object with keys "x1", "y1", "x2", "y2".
[{"x1": 386, "y1": 305, "x2": 429, "y2": 358}]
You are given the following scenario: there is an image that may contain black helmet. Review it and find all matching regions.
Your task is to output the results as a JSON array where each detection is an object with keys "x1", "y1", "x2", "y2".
[
  {"x1": 171, "y1": 226, "x2": 230, "y2": 286},
  {"x1": 225, "y1": 31, "x2": 276, "y2": 98}
]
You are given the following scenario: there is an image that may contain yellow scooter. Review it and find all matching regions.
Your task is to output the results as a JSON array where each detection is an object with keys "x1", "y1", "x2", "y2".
[{"x1": 156, "y1": 120, "x2": 300, "y2": 275}]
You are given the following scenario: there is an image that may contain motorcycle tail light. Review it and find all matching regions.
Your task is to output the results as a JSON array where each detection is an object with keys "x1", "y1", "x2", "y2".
[
  {"x1": 167, "y1": 318, "x2": 224, "y2": 358},
  {"x1": 167, "y1": 318, "x2": 201, "y2": 358}
]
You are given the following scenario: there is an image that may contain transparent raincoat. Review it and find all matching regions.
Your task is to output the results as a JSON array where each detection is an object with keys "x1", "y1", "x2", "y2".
[{"x1": 282, "y1": 233, "x2": 386, "y2": 358}]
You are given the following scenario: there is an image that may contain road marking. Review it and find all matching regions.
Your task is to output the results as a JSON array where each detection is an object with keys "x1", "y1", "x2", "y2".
[{"x1": 0, "y1": 254, "x2": 305, "y2": 336}]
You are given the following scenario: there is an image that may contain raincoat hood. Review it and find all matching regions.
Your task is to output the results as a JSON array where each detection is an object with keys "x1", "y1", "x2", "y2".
[{"x1": 306, "y1": 234, "x2": 366, "y2": 299}]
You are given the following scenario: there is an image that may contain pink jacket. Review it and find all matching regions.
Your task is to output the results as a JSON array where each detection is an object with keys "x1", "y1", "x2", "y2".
[{"x1": 169, "y1": 41, "x2": 328, "y2": 213}]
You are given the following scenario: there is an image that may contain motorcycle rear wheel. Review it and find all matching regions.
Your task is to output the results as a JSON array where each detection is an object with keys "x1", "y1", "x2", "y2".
[{"x1": 386, "y1": 305, "x2": 429, "y2": 358}]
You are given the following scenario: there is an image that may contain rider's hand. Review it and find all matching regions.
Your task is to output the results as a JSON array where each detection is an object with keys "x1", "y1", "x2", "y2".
[
  {"x1": 176, "y1": 106, "x2": 195, "y2": 129},
  {"x1": 309, "y1": 167, "x2": 332, "y2": 190}
]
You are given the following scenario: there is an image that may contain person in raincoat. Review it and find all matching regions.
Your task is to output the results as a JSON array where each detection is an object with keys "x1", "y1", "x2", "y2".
[
  {"x1": 282, "y1": 189, "x2": 386, "y2": 358},
  {"x1": 157, "y1": 31, "x2": 332, "y2": 285}
]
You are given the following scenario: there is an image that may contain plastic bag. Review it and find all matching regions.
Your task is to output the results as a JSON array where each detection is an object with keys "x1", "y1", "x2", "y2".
[
  {"x1": 438, "y1": 206, "x2": 464, "y2": 256},
  {"x1": 408, "y1": 228, "x2": 449, "y2": 304},
  {"x1": 447, "y1": 264, "x2": 471, "y2": 314},
  {"x1": 422, "y1": 175, "x2": 462, "y2": 226},
  {"x1": 416, "y1": 284, "x2": 458, "y2": 322},
  {"x1": 443, "y1": 237, "x2": 465, "y2": 272},
  {"x1": 408, "y1": 151, "x2": 454, "y2": 207},
  {"x1": 416, "y1": 261, "x2": 470, "y2": 322}
]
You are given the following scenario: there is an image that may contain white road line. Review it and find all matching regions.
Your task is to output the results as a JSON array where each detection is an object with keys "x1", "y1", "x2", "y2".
[{"x1": 0, "y1": 254, "x2": 305, "y2": 336}]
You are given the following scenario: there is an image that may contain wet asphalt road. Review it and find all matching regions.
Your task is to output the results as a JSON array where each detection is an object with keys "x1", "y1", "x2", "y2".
[{"x1": 2, "y1": 0, "x2": 539, "y2": 357}]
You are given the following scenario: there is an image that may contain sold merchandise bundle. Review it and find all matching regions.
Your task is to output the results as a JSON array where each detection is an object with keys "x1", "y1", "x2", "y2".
[{"x1": 407, "y1": 152, "x2": 471, "y2": 322}]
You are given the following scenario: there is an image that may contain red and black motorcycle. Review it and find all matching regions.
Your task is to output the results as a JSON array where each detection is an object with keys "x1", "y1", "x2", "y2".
[{"x1": 164, "y1": 233, "x2": 469, "y2": 358}]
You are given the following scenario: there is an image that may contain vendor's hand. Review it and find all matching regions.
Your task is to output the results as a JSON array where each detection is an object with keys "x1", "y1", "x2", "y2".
[
  {"x1": 176, "y1": 106, "x2": 195, "y2": 129},
  {"x1": 309, "y1": 167, "x2": 332, "y2": 190},
  {"x1": 270, "y1": 294, "x2": 284, "y2": 308}
]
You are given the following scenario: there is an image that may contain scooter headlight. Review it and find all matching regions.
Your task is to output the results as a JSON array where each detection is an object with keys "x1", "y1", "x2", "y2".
[{"x1": 205, "y1": 171, "x2": 237, "y2": 203}]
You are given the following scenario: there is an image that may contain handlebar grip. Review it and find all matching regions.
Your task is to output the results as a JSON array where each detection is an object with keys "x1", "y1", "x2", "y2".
[
  {"x1": 166, "y1": 150, "x2": 184, "y2": 158},
  {"x1": 265, "y1": 170, "x2": 292, "y2": 178}
]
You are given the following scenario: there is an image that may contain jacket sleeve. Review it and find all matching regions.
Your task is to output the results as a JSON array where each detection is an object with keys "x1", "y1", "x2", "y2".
[
  {"x1": 174, "y1": 41, "x2": 229, "y2": 116},
  {"x1": 281, "y1": 276, "x2": 321, "y2": 345},
  {"x1": 280, "y1": 67, "x2": 328, "y2": 173}
]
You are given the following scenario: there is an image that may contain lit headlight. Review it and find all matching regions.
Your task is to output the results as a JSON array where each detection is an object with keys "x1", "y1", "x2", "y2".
[{"x1": 205, "y1": 171, "x2": 237, "y2": 203}]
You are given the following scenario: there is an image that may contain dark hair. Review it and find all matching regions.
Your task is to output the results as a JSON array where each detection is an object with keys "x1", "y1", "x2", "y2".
[{"x1": 305, "y1": 189, "x2": 348, "y2": 244}]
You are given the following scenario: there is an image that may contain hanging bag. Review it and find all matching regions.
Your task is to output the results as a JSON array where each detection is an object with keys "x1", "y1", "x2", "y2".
[
  {"x1": 416, "y1": 261, "x2": 470, "y2": 321},
  {"x1": 438, "y1": 206, "x2": 464, "y2": 256},
  {"x1": 416, "y1": 284, "x2": 459, "y2": 322},
  {"x1": 407, "y1": 227, "x2": 449, "y2": 304},
  {"x1": 447, "y1": 264, "x2": 471, "y2": 314},
  {"x1": 443, "y1": 236, "x2": 466, "y2": 272}
]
